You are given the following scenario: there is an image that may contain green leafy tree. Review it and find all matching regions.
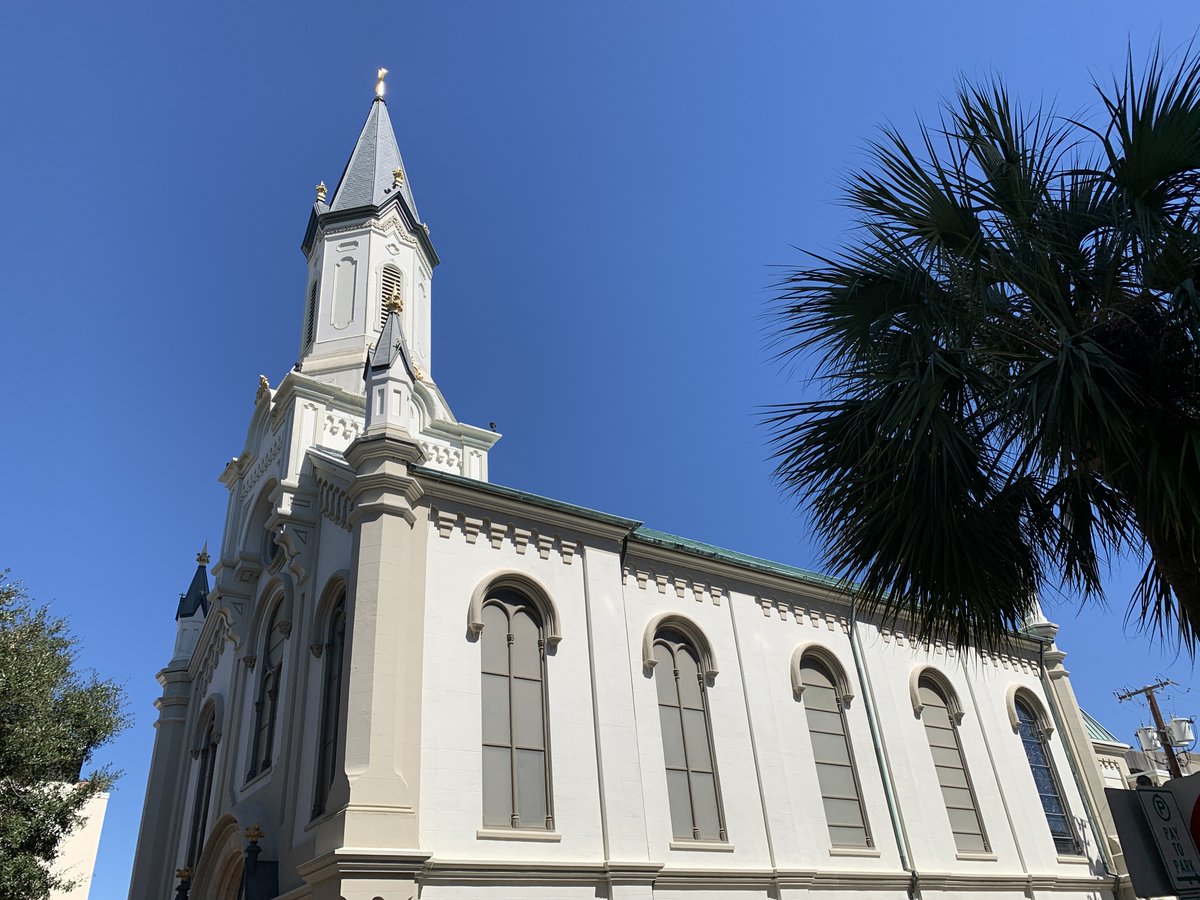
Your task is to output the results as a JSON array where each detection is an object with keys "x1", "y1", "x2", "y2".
[
  {"x1": 768, "y1": 46, "x2": 1200, "y2": 652},
  {"x1": 0, "y1": 573, "x2": 127, "y2": 900}
]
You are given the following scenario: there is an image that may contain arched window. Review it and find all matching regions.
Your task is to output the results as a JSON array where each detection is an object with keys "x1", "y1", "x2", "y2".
[
  {"x1": 654, "y1": 629, "x2": 726, "y2": 842},
  {"x1": 1015, "y1": 699, "x2": 1079, "y2": 854},
  {"x1": 919, "y1": 677, "x2": 988, "y2": 853},
  {"x1": 799, "y1": 657, "x2": 871, "y2": 847},
  {"x1": 247, "y1": 603, "x2": 285, "y2": 780},
  {"x1": 480, "y1": 589, "x2": 552, "y2": 829},
  {"x1": 312, "y1": 593, "x2": 347, "y2": 818},
  {"x1": 380, "y1": 264, "x2": 403, "y2": 329},
  {"x1": 186, "y1": 718, "x2": 218, "y2": 866}
]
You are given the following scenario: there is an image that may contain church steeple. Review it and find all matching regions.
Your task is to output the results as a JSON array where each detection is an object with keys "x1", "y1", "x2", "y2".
[
  {"x1": 298, "y1": 72, "x2": 438, "y2": 394},
  {"x1": 328, "y1": 89, "x2": 421, "y2": 222}
]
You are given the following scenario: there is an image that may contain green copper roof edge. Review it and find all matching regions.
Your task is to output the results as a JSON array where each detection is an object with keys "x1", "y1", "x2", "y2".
[
  {"x1": 1081, "y1": 708, "x2": 1126, "y2": 745},
  {"x1": 413, "y1": 467, "x2": 642, "y2": 529},
  {"x1": 629, "y1": 526, "x2": 845, "y2": 591},
  {"x1": 415, "y1": 469, "x2": 849, "y2": 591}
]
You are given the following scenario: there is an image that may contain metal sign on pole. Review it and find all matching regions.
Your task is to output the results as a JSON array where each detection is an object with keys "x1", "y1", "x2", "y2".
[{"x1": 1136, "y1": 787, "x2": 1200, "y2": 897}]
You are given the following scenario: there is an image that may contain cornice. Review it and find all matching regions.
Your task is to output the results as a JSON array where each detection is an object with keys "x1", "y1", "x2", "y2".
[{"x1": 415, "y1": 469, "x2": 637, "y2": 542}]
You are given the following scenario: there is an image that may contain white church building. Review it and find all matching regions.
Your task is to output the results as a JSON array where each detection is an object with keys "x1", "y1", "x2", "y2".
[{"x1": 128, "y1": 77, "x2": 1133, "y2": 900}]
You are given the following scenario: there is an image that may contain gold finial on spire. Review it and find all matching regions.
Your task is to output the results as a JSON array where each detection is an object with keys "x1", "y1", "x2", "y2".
[
  {"x1": 375, "y1": 67, "x2": 388, "y2": 99},
  {"x1": 196, "y1": 542, "x2": 210, "y2": 566},
  {"x1": 315, "y1": 180, "x2": 327, "y2": 203},
  {"x1": 392, "y1": 166, "x2": 404, "y2": 187},
  {"x1": 176, "y1": 868, "x2": 192, "y2": 882},
  {"x1": 245, "y1": 823, "x2": 265, "y2": 843},
  {"x1": 384, "y1": 285, "x2": 403, "y2": 314}
]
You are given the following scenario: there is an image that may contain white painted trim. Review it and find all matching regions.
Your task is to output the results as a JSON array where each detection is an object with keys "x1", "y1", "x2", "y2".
[
  {"x1": 668, "y1": 840, "x2": 735, "y2": 852},
  {"x1": 475, "y1": 828, "x2": 562, "y2": 842}
]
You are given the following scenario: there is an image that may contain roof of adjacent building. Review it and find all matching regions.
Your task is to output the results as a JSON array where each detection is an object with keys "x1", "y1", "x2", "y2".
[
  {"x1": 1082, "y1": 709, "x2": 1127, "y2": 746},
  {"x1": 330, "y1": 97, "x2": 420, "y2": 219}
]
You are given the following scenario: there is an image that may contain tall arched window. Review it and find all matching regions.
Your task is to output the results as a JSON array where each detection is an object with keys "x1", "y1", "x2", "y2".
[
  {"x1": 480, "y1": 589, "x2": 553, "y2": 829},
  {"x1": 1015, "y1": 699, "x2": 1079, "y2": 854},
  {"x1": 247, "y1": 603, "x2": 285, "y2": 780},
  {"x1": 186, "y1": 718, "x2": 218, "y2": 866},
  {"x1": 380, "y1": 264, "x2": 403, "y2": 329},
  {"x1": 312, "y1": 593, "x2": 347, "y2": 818},
  {"x1": 654, "y1": 629, "x2": 726, "y2": 842},
  {"x1": 800, "y1": 657, "x2": 871, "y2": 848},
  {"x1": 919, "y1": 677, "x2": 988, "y2": 853}
]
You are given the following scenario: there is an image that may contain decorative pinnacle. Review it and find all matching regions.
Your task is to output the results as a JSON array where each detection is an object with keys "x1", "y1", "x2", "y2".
[
  {"x1": 256, "y1": 374, "x2": 270, "y2": 403},
  {"x1": 384, "y1": 285, "x2": 403, "y2": 314},
  {"x1": 315, "y1": 181, "x2": 327, "y2": 203},
  {"x1": 245, "y1": 823, "x2": 264, "y2": 843},
  {"x1": 196, "y1": 542, "x2": 210, "y2": 566},
  {"x1": 375, "y1": 67, "x2": 388, "y2": 99},
  {"x1": 176, "y1": 868, "x2": 192, "y2": 881},
  {"x1": 392, "y1": 166, "x2": 404, "y2": 187}
]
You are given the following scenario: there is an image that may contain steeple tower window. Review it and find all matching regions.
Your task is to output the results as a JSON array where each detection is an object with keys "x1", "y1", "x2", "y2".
[
  {"x1": 304, "y1": 279, "x2": 318, "y2": 348},
  {"x1": 380, "y1": 265, "x2": 404, "y2": 330}
]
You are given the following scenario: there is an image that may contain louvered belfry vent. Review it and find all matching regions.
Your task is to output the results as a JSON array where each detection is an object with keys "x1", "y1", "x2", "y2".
[
  {"x1": 380, "y1": 265, "x2": 403, "y2": 330},
  {"x1": 304, "y1": 280, "x2": 318, "y2": 347}
]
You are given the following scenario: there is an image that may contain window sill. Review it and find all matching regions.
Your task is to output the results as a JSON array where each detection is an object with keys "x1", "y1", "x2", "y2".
[
  {"x1": 829, "y1": 846, "x2": 881, "y2": 858},
  {"x1": 1056, "y1": 853, "x2": 1090, "y2": 865},
  {"x1": 240, "y1": 768, "x2": 271, "y2": 793},
  {"x1": 476, "y1": 828, "x2": 561, "y2": 842},
  {"x1": 955, "y1": 851, "x2": 998, "y2": 862},
  {"x1": 669, "y1": 840, "x2": 735, "y2": 852}
]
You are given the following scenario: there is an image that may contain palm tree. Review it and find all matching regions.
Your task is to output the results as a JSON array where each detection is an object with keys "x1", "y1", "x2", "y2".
[{"x1": 768, "y1": 47, "x2": 1200, "y2": 653}]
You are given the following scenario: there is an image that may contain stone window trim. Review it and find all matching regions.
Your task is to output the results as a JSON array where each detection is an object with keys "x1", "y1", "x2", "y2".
[
  {"x1": 917, "y1": 676, "x2": 990, "y2": 854},
  {"x1": 653, "y1": 628, "x2": 728, "y2": 843},
  {"x1": 789, "y1": 642, "x2": 854, "y2": 705},
  {"x1": 641, "y1": 612, "x2": 718, "y2": 681},
  {"x1": 311, "y1": 588, "x2": 347, "y2": 820},
  {"x1": 479, "y1": 590, "x2": 555, "y2": 830},
  {"x1": 468, "y1": 570, "x2": 562, "y2": 650},
  {"x1": 1014, "y1": 697, "x2": 1081, "y2": 856},
  {"x1": 246, "y1": 596, "x2": 287, "y2": 782},
  {"x1": 189, "y1": 694, "x2": 226, "y2": 757},
  {"x1": 908, "y1": 665, "x2": 965, "y2": 724},
  {"x1": 1004, "y1": 685, "x2": 1055, "y2": 738},
  {"x1": 796, "y1": 655, "x2": 874, "y2": 849},
  {"x1": 185, "y1": 714, "x2": 220, "y2": 868}
]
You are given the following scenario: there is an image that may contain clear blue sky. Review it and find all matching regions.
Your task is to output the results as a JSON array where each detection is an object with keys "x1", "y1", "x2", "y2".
[{"x1": 2, "y1": 3, "x2": 1198, "y2": 896}]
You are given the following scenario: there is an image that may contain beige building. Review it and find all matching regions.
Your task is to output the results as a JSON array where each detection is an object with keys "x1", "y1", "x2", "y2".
[
  {"x1": 128, "y1": 80, "x2": 1134, "y2": 900},
  {"x1": 50, "y1": 790, "x2": 108, "y2": 900}
]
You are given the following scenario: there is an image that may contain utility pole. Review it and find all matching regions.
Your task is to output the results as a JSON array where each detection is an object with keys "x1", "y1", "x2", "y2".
[{"x1": 1116, "y1": 679, "x2": 1183, "y2": 780}]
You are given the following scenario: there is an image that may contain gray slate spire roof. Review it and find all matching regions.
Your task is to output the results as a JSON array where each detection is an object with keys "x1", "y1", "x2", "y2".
[
  {"x1": 330, "y1": 97, "x2": 421, "y2": 219},
  {"x1": 175, "y1": 546, "x2": 211, "y2": 620}
]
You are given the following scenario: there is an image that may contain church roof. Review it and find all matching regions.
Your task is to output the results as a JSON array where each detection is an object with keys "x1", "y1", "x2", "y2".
[
  {"x1": 330, "y1": 97, "x2": 420, "y2": 219},
  {"x1": 1081, "y1": 708, "x2": 1127, "y2": 746},
  {"x1": 175, "y1": 548, "x2": 211, "y2": 620}
]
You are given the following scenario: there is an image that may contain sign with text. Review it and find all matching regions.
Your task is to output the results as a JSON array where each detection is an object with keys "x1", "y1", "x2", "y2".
[{"x1": 1138, "y1": 787, "x2": 1200, "y2": 895}]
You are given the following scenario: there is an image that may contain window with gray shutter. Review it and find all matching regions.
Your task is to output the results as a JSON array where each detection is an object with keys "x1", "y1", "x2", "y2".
[
  {"x1": 481, "y1": 590, "x2": 552, "y2": 829},
  {"x1": 654, "y1": 630, "x2": 726, "y2": 842},
  {"x1": 304, "y1": 279, "x2": 318, "y2": 347},
  {"x1": 800, "y1": 658, "x2": 871, "y2": 847},
  {"x1": 919, "y1": 678, "x2": 988, "y2": 853}
]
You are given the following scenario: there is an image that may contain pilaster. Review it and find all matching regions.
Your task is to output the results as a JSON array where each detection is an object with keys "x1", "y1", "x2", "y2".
[
  {"x1": 126, "y1": 666, "x2": 193, "y2": 900},
  {"x1": 1042, "y1": 648, "x2": 1136, "y2": 899},
  {"x1": 313, "y1": 429, "x2": 428, "y2": 856}
]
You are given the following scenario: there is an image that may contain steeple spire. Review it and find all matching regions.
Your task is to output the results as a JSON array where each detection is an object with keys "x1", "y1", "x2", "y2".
[
  {"x1": 175, "y1": 545, "x2": 211, "y2": 620},
  {"x1": 328, "y1": 81, "x2": 420, "y2": 220}
]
